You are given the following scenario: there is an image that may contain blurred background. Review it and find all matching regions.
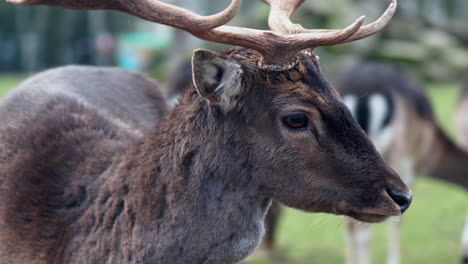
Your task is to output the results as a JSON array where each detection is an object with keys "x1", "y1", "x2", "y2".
[
  {"x1": 0, "y1": 0, "x2": 467, "y2": 263},
  {"x1": 2, "y1": 0, "x2": 468, "y2": 81}
]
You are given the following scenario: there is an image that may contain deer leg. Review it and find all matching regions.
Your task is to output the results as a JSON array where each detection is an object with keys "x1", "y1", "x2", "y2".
[
  {"x1": 387, "y1": 158, "x2": 414, "y2": 264},
  {"x1": 462, "y1": 213, "x2": 468, "y2": 264},
  {"x1": 346, "y1": 219, "x2": 372, "y2": 264},
  {"x1": 263, "y1": 201, "x2": 282, "y2": 252},
  {"x1": 387, "y1": 218, "x2": 403, "y2": 264}
]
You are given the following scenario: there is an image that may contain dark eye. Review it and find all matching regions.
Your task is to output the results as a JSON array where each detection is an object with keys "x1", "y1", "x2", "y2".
[{"x1": 282, "y1": 114, "x2": 308, "y2": 130}]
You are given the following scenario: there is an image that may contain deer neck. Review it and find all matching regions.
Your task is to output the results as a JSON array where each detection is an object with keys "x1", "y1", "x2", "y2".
[
  {"x1": 71, "y1": 91, "x2": 270, "y2": 264},
  {"x1": 429, "y1": 125, "x2": 468, "y2": 190}
]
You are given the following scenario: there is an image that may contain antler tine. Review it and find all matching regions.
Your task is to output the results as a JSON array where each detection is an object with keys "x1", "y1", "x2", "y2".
[
  {"x1": 192, "y1": 15, "x2": 364, "y2": 67},
  {"x1": 262, "y1": 0, "x2": 397, "y2": 44},
  {"x1": 261, "y1": 0, "x2": 306, "y2": 34},
  {"x1": 340, "y1": 0, "x2": 397, "y2": 43},
  {"x1": 6, "y1": 0, "x2": 242, "y2": 32}
]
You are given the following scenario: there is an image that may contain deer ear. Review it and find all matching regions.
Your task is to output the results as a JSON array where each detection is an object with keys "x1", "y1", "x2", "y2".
[{"x1": 192, "y1": 49, "x2": 244, "y2": 110}]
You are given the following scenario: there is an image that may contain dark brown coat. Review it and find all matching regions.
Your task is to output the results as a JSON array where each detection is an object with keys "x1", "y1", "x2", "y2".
[{"x1": 0, "y1": 49, "x2": 409, "y2": 264}]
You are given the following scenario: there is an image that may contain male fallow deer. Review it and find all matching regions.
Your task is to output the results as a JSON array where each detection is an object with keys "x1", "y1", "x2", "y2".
[
  {"x1": 0, "y1": 1, "x2": 411, "y2": 263},
  {"x1": 265, "y1": 63, "x2": 468, "y2": 264}
]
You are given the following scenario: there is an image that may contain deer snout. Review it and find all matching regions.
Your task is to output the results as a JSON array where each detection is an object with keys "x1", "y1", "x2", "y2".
[
  {"x1": 381, "y1": 166, "x2": 412, "y2": 215},
  {"x1": 386, "y1": 188, "x2": 412, "y2": 214}
]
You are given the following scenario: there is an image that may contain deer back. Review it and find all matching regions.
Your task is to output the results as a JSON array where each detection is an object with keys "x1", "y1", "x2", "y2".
[
  {"x1": 336, "y1": 63, "x2": 468, "y2": 188},
  {"x1": 0, "y1": 66, "x2": 169, "y2": 263}
]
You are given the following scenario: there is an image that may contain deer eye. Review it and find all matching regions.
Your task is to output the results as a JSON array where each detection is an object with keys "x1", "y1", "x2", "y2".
[{"x1": 282, "y1": 114, "x2": 309, "y2": 130}]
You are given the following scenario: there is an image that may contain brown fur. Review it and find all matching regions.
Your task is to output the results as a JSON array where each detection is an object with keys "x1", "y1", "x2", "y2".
[
  {"x1": 0, "y1": 51, "x2": 409, "y2": 264},
  {"x1": 264, "y1": 63, "x2": 466, "y2": 263},
  {"x1": 455, "y1": 78, "x2": 468, "y2": 264},
  {"x1": 456, "y1": 78, "x2": 468, "y2": 146}
]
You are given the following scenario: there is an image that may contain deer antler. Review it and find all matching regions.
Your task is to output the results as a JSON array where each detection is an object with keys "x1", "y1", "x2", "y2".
[
  {"x1": 6, "y1": 0, "x2": 242, "y2": 32},
  {"x1": 194, "y1": 0, "x2": 396, "y2": 66},
  {"x1": 261, "y1": 0, "x2": 307, "y2": 34},
  {"x1": 262, "y1": 0, "x2": 397, "y2": 43},
  {"x1": 7, "y1": 0, "x2": 397, "y2": 69}
]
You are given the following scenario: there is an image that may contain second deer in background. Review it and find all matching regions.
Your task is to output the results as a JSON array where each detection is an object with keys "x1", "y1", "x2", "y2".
[
  {"x1": 338, "y1": 63, "x2": 468, "y2": 264},
  {"x1": 454, "y1": 79, "x2": 468, "y2": 264},
  {"x1": 265, "y1": 63, "x2": 468, "y2": 264}
]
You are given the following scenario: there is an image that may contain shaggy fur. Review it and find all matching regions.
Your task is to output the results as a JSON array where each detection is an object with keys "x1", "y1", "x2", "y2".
[{"x1": 0, "y1": 49, "x2": 409, "y2": 264}]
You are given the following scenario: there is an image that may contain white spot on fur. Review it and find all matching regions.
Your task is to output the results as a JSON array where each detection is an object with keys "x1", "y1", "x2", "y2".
[
  {"x1": 168, "y1": 95, "x2": 180, "y2": 108},
  {"x1": 368, "y1": 94, "x2": 387, "y2": 137},
  {"x1": 343, "y1": 95, "x2": 358, "y2": 118},
  {"x1": 343, "y1": 93, "x2": 395, "y2": 154},
  {"x1": 368, "y1": 94, "x2": 394, "y2": 154}
]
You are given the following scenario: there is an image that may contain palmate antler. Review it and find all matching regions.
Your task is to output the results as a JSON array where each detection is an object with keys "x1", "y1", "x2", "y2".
[{"x1": 8, "y1": 0, "x2": 397, "y2": 69}]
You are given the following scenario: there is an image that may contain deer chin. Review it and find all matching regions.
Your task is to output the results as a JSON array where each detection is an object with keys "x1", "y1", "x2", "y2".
[
  {"x1": 336, "y1": 205, "x2": 400, "y2": 223},
  {"x1": 335, "y1": 193, "x2": 401, "y2": 223},
  {"x1": 346, "y1": 212, "x2": 393, "y2": 223}
]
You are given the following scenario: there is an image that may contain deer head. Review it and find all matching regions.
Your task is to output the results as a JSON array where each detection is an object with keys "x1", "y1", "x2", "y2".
[{"x1": 9, "y1": 0, "x2": 411, "y2": 223}]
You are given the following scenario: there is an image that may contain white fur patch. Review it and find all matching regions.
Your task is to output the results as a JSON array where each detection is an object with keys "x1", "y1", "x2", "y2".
[
  {"x1": 368, "y1": 94, "x2": 394, "y2": 154},
  {"x1": 343, "y1": 95, "x2": 358, "y2": 118},
  {"x1": 205, "y1": 58, "x2": 243, "y2": 109},
  {"x1": 343, "y1": 93, "x2": 395, "y2": 154},
  {"x1": 368, "y1": 94, "x2": 388, "y2": 137},
  {"x1": 168, "y1": 95, "x2": 180, "y2": 108}
]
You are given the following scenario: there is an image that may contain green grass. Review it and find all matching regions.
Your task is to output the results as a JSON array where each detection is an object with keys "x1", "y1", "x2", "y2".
[
  {"x1": 0, "y1": 76, "x2": 466, "y2": 264},
  {"x1": 0, "y1": 74, "x2": 27, "y2": 97},
  {"x1": 247, "y1": 83, "x2": 467, "y2": 264}
]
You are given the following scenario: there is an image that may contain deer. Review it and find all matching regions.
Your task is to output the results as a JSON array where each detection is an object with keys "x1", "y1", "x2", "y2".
[
  {"x1": 265, "y1": 63, "x2": 468, "y2": 264},
  {"x1": 0, "y1": 0, "x2": 412, "y2": 263},
  {"x1": 339, "y1": 63, "x2": 468, "y2": 264},
  {"x1": 455, "y1": 79, "x2": 468, "y2": 264}
]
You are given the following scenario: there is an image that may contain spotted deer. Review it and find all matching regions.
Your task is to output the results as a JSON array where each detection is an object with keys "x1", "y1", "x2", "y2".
[
  {"x1": 265, "y1": 63, "x2": 468, "y2": 264},
  {"x1": 339, "y1": 63, "x2": 468, "y2": 264},
  {"x1": 0, "y1": 1, "x2": 411, "y2": 263},
  {"x1": 455, "y1": 79, "x2": 468, "y2": 264}
]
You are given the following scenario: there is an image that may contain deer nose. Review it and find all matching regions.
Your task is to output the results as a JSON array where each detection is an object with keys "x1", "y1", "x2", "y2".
[{"x1": 387, "y1": 189, "x2": 412, "y2": 214}]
